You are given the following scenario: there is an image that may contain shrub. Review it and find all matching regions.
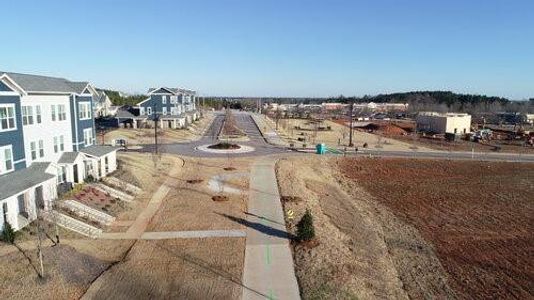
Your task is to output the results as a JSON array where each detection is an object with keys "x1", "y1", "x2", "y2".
[
  {"x1": 85, "y1": 175, "x2": 96, "y2": 183},
  {"x1": 296, "y1": 209, "x2": 315, "y2": 241},
  {"x1": 1, "y1": 222, "x2": 17, "y2": 244}
]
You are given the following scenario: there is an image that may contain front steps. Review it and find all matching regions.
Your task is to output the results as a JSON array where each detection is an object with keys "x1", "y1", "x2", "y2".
[
  {"x1": 60, "y1": 200, "x2": 116, "y2": 226},
  {"x1": 43, "y1": 211, "x2": 102, "y2": 238}
]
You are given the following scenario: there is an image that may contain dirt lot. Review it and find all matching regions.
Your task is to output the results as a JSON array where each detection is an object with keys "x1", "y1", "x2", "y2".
[
  {"x1": 277, "y1": 156, "x2": 534, "y2": 299},
  {"x1": 339, "y1": 158, "x2": 534, "y2": 299}
]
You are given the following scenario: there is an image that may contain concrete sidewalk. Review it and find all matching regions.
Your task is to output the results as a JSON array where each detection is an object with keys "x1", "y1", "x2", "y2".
[{"x1": 242, "y1": 158, "x2": 300, "y2": 300}]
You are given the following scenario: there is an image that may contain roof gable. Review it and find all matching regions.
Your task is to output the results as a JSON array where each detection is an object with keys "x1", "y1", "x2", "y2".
[
  {"x1": 0, "y1": 80, "x2": 14, "y2": 92},
  {"x1": 148, "y1": 87, "x2": 176, "y2": 95}
]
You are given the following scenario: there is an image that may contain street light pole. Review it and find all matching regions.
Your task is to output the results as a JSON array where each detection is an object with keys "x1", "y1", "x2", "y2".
[
  {"x1": 153, "y1": 102, "x2": 158, "y2": 154},
  {"x1": 348, "y1": 102, "x2": 354, "y2": 147}
]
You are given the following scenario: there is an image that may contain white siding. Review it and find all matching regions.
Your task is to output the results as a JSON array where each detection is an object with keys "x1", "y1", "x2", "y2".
[{"x1": 21, "y1": 95, "x2": 74, "y2": 165}]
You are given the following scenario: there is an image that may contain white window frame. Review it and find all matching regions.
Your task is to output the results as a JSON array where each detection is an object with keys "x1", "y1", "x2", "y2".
[
  {"x1": 0, "y1": 104, "x2": 16, "y2": 132},
  {"x1": 83, "y1": 128, "x2": 94, "y2": 146},
  {"x1": 139, "y1": 107, "x2": 145, "y2": 115},
  {"x1": 162, "y1": 95, "x2": 167, "y2": 104},
  {"x1": 35, "y1": 105, "x2": 42, "y2": 124},
  {"x1": 30, "y1": 141, "x2": 37, "y2": 160},
  {"x1": 0, "y1": 145, "x2": 14, "y2": 175},
  {"x1": 147, "y1": 107, "x2": 152, "y2": 115},
  {"x1": 58, "y1": 104, "x2": 67, "y2": 121},
  {"x1": 162, "y1": 107, "x2": 167, "y2": 115},
  {"x1": 38, "y1": 140, "x2": 44, "y2": 157},
  {"x1": 60, "y1": 135, "x2": 64, "y2": 151},
  {"x1": 22, "y1": 105, "x2": 34, "y2": 126},
  {"x1": 170, "y1": 96, "x2": 177, "y2": 104},
  {"x1": 54, "y1": 136, "x2": 59, "y2": 153},
  {"x1": 78, "y1": 102, "x2": 91, "y2": 120},
  {"x1": 51, "y1": 104, "x2": 57, "y2": 121}
]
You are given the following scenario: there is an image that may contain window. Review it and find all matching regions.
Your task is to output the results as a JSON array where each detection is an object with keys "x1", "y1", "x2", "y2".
[
  {"x1": 147, "y1": 107, "x2": 152, "y2": 115},
  {"x1": 60, "y1": 135, "x2": 64, "y2": 151},
  {"x1": 0, "y1": 104, "x2": 16, "y2": 131},
  {"x1": 140, "y1": 107, "x2": 145, "y2": 115},
  {"x1": 162, "y1": 96, "x2": 167, "y2": 104},
  {"x1": 58, "y1": 104, "x2": 67, "y2": 121},
  {"x1": 38, "y1": 140, "x2": 44, "y2": 157},
  {"x1": 22, "y1": 106, "x2": 33, "y2": 125},
  {"x1": 83, "y1": 128, "x2": 93, "y2": 146},
  {"x1": 162, "y1": 107, "x2": 167, "y2": 115},
  {"x1": 57, "y1": 166, "x2": 66, "y2": 184},
  {"x1": 0, "y1": 145, "x2": 14, "y2": 175},
  {"x1": 30, "y1": 141, "x2": 37, "y2": 160},
  {"x1": 171, "y1": 107, "x2": 177, "y2": 115},
  {"x1": 78, "y1": 102, "x2": 91, "y2": 120},
  {"x1": 170, "y1": 96, "x2": 177, "y2": 104},
  {"x1": 54, "y1": 136, "x2": 58, "y2": 153},
  {"x1": 35, "y1": 105, "x2": 42, "y2": 123},
  {"x1": 51, "y1": 105, "x2": 56, "y2": 121}
]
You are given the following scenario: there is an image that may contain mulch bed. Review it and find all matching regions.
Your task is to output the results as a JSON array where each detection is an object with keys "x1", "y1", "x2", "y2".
[{"x1": 212, "y1": 195, "x2": 229, "y2": 202}]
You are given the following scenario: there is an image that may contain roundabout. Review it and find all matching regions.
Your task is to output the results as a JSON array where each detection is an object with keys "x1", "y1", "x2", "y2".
[{"x1": 196, "y1": 143, "x2": 255, "y2": 154}]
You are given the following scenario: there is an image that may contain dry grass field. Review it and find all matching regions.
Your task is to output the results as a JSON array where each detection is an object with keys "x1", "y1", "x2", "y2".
[
  {"x1": 147, "y1": 156, "x2": 251, "y2": 232},
  {"x1": 85, "y1": 238, "x2": 245, "y2": 300},
  {"x1": 273, "y1": 117, "x2": 429, "y2": 151},
  {"x1": 103, "y1": 113, "x2": 214, "y2": 145},
  {"x1": 0, "y1": 153, "x2": 250, "y2": 300},
  {"x1": 277, "y1": 156, "x2": 534, "y2": 299}
]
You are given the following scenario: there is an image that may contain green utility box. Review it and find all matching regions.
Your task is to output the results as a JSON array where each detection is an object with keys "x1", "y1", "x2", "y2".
[{"x1": 316, "y1": 143, "x2": 326, "y2": 154}]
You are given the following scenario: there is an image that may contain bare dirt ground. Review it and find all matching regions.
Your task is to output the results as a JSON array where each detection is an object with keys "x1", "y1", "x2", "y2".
[
  {"x1": 339, "y1": 158, "x2": 534, "y2": 299},
  {"x1": 85, "y1": 238, "x2": 245, "y2": 300},
  {"x1": 277, "y1": 156, "x2": 534, "y2": 299},
  {"x1": 103, "y1": 113, "x2": 214, "y2": 145}
]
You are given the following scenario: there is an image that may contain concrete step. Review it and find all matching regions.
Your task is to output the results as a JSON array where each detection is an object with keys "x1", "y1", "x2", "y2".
[
  {"x1": 60, "y1": 200, "x2": 116, "y2": 226},
  {"x1": 102, "y1": 177, "x2": 142, "y2": 195},
  {"x1": 44, "y1": 211, "x2": 102, "y2": 238},
  {"x1": 93, "y1": 183, "x2": 134, "y2": 202}
]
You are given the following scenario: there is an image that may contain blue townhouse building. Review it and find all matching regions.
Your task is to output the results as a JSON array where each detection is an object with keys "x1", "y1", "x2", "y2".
[
  {"x1": 0, "y1": 72, "x2": 118, "y2": 231},
  {"x1": 131, "y1": 87, "x2": 198, "y2": 129}
]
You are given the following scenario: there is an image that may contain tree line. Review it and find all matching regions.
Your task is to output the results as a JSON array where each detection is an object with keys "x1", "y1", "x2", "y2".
[{"x1": 99, "y1": 89, "x2": 147, "y2": 106}]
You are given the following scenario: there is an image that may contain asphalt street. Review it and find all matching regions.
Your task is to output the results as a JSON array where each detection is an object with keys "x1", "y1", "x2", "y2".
[{"x1": 130, "y1": 111, "x2": 534, "y2": 162}]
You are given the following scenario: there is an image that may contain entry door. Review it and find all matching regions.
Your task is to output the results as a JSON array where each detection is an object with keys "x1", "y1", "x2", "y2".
[
  {"x1": 35, "y1": 186, "x2": 44, "y2": 210},
  {"x1": 73, "y1": 165, "x2": 79, "y2": 183}
]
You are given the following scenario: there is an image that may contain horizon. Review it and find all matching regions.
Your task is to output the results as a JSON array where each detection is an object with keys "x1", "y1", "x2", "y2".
[{"x1": 2, "y1": 0, "x2": 533, "y2": 99}]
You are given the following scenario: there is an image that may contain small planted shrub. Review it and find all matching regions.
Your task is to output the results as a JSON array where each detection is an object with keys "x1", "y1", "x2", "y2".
[
  {"x1": 296, "y1": 209, "x2": 315, "y2": 242},
  {"x1": 1, "y1": 222, "x2": 17, "y2": 244}
]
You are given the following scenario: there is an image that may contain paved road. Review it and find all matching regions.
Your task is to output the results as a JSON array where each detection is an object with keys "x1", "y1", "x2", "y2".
[
  {"x1": 136, "y1": 112, "x2": 289, "y2": 157},
  {"x1": 242, "y1": 157, "x2": 301, "y2": 300}
]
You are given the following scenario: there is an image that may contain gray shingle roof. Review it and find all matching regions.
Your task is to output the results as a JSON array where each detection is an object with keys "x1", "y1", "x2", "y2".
[
  {"x1": 116, "y1": 109, "x2": 135, "y2": 119},
  {"x1": 57, "y1": 152, "x2": 81, "y2": 164},
  {"x1": 147, "y1": 87, "x2": 196, "y2": 94},
  {"x1": 0, "y1": 163, "x2": 56, "y2": 201},
  {"x1": 0, "y1": 71, "x2": 89, "y2": 94},
  {"x1": 80, "y1": 145, "x2": 119, "y2": 157}
]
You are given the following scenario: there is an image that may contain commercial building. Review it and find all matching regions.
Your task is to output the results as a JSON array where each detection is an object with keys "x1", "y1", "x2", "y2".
[
  {"x1": 0, "y1": 71, "x2": 118, "y2": 231},
  {"x1": 416, "y1": 112, "x2": 472, "y2": 134}
]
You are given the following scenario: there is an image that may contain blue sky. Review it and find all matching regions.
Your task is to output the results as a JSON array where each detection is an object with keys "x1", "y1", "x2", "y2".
[{"x1": 2, "y1": 0, "x2": 533, "y2": 99}]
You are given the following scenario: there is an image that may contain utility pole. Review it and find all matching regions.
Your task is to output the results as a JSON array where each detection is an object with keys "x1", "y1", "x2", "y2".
[
  {"x1": 348, "y1": 102, "x2": 354, "y2": 147},
  {"x1": 153, "y1": 102, "x2": 158, "y2": 154}
]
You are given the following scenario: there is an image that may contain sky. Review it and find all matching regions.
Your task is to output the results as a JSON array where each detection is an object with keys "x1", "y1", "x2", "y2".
[{"x1": 1, "y1": 0, "x2": 533, "y2": 99}]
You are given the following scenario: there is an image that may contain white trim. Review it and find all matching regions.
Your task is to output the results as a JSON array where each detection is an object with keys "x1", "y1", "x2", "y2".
[
  {"x1": 0, "y1": 144, "x2": 15, "y2": 175},
  {"x1": 78, "y1": 101, "x2": 92, "y2": 120},
  {"x1": 0, "y1": 74, "x2": 27, "y2": 96},
  {"x1": 136, "y1": 97, "x2": 151, "y2": 106},
  {"x1": 73, "y1": 96, "x2": 79, "y2": 151},
  {"x1": 0, "y1": 91, "x2": 19, "y2": 96},
  {"x1": 148, "y1": 87, "x2": 176, "y2": 95},
  {"x1": 0, "y1": 103, "x2": 17, "y2": 132},
  {"x1": 14, "y1": 158, "x2": 26, "y2": 164}
]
